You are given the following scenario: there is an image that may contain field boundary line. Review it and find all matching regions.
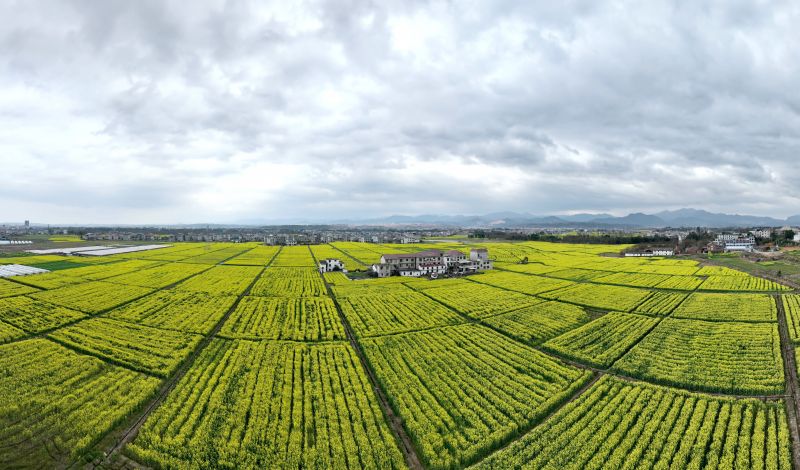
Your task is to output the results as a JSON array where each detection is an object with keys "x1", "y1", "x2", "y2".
[
  {"x1": 325, "y1": 243, "x2": 370, "y2": 268},
  {"x1": 700, "y1": 262, "x2": 800, "y2": 466},
  {"x1": 699, "y1": 257, "x2": 800, "y2": 291},
  {"x1": 467, "y1": 370, "x2": 602, "y2": 468},
  {"x1": 309, "y1": 245, "x2": 424, "y2": 470},
  {"x1": 84, "y1": 245, "x2": 282, "y2": 469},
  {"x1": 605, "y1": 287, "x2": 696, "y2": 371},
  {"x1": 3, "y1": 276, "x2": 46, "y2": 291},
  {"x1": 407, "y1": 282, "x2": 613, "y2": 375},
  {"x1": 775, "y1": 293, "x2": 800, "y2": 469}
]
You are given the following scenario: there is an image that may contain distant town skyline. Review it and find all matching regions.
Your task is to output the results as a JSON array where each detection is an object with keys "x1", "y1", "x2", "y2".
[{"x1": 2, "y1": 1, "x2": 799, "y2": 224}]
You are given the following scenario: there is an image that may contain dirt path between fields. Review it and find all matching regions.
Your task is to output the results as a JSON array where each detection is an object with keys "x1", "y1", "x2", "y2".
[
  {"x1": 82, "y1": 246, "x2": 278, "y2": 469},
  {"x1": 467, "y1": 370, "x2": 602, "y2": 468},
  {"x1": 775, "y1": 294, "x2": 800, "y2": 470},
  {"x1": 310, "y1": 247, "x2": 424, "y2": 470}
]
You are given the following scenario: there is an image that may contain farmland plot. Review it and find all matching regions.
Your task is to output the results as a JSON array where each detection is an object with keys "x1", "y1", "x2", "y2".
[
  {"x1": 492, "y1": 263, "x2": 562, "y2": 276},
  {"x1": 633, "y1": 291, "x2": 688, "y2": 316},
  {"x1": 614, "y1": 318, "x2": 783, "y2": 395},
  {"x1": 0, "y1": 296, "x2": 86, "y2": 332},
  {"x1": 654, "y1": 275, "x2": 703, "y2": 290},
  {"x1": 223, "y1": 245, "x2": 280, "y2": 266},
  {"x1": 472, "y1": 376, "x2": 791, "y2": 470},
  {"x1": 540, "y1": 283, "x2": 651, "y2": 312},
  {"x1": 473, "y1": 271, "x2": 574, "y2": 296},
  {"x1": 31, "y1": 281, "x2": 154, "y2": 314},
  {"x1": 699, "y1": 275, "x2": 790, "y2": 292},
  {"x1": 180, "y1": 245, "x2": 252, "y2": 264},
  {"x1": 784, "y1": 294, "x2": 800, "y2": 342},
  {"x1": 58, "y1": 259, "x2": 163, "y2": 281},
  {"x1": 362, "y1": 324, "x2": 591, "y2": 469},
  {"x1": 592, "y1": 272, "x2": 671, "y2": 288},
  {"x1": 127, "y1": 339, "x2": 405, "y2": 469},
  {"x1": 49, "y1": 318, "x2": 202, "y2": 377},
  {"x1": 104, "y1": 262, "x2": 208, "y2": 289},
  {"x1": 176, "y1": 265, "x2": 262, "y2": 296},
  {"x1": 107, "y1": 290, "x2": 237, "y2": 334},
  {"x1": 422, "y1": 282, "x2": 539, "y2": 318},
  {"x1": 11, "y1": 271, "x2": 85, "y2": 289},
  {"x1": 541, "y1": 312, "x2": 659, "y2": 368},
  {"x1": 270, "y1": 245, "x2": 316, "y2": 267},
  {"x1": 672, "y1": 292, "x2": 776, "y2": 322},
  {"x1": 338, "y1": 289, "x2": 464, "y2": 337},
  {"x1": 221, "y1": 296, "x2": 345, "y2": 341},
  {"x1": 0, "y1": 278, "x2": 38, "y2": 298},
  {"x1": 482, "y1": 301, "x2": 590, "y2": 345},
  {"x1": 0, "y1": 320, "x2": 25, "y2": 343},
  {"x1": 0, "y1": 339, "x2": 160, "y2": 468},
  {"x1": 250, "y1": 267, "x2": 326, "y2": 297}
]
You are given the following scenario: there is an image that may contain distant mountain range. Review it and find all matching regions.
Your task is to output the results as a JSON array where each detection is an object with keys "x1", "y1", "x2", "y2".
[
  {"x1": 5, "y1": 208, "x2": 799, "y2": 229},
  {"x1": 338, "y1": 208, "x2": 800, "y2": 229}
]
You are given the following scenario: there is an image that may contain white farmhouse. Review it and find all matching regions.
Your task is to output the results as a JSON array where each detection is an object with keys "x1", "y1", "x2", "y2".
[
  {"x1": 370, "y1": 263, "x2": 393, "y2": 278},
  {"x1": 318, "y1": 258, "x2": 346, "y2": 273},
  {"x1": 470, "y1": 248, "x2": 493, "y2": 270},
  {"x1": 750, "y1": 229, "x2": 772, "y2": 239}
]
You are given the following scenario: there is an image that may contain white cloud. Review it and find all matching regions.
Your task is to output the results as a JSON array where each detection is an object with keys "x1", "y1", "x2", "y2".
[{"x1": 1, "y1": 0, "x2": 799, "y2": 224}]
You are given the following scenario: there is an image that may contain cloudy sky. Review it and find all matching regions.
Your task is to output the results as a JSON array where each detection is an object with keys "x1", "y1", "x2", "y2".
[{"x1": 1, "y1": 0, "x2": 799, "y2": 224}]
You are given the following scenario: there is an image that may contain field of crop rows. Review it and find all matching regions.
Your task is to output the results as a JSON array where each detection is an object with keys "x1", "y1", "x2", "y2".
[{"x1": 0, "y1": 240, "x2": 798, "y2": 469}]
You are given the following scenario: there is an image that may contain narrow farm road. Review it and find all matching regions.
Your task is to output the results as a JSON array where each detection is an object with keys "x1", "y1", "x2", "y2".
[
  {"x1": 776, "y1": 294, "x2": 800, "y2": 470},
  {"x1": 84, "y1": 246, "x2": 280, "y2": 469},
  {"x1": 309, "y1": 246, "x2": 424, "y2": 470}
]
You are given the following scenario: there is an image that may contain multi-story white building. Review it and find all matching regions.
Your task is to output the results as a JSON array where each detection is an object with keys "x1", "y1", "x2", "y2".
[
  {"x1": 371, "y1": 248, "x2": 492, "y2": 278},
  {"x1": 716, "y1": 233, "x2": 742, "y2": 243},
  {"x1": 723, "y1": 236, "x2": 755, "y2": 252},
  {"x1": 470, "y1": 248, "x2": 493, "y2": 270},
  {"x1": 750, "y1": 229, "x2": 772, "y2": 239},
  {"x1": 443, "y1": 249, "x2": 467, "y2": 265},
  {"x1": 317, "y1": 258, "x2": 346, "y2": 273}
]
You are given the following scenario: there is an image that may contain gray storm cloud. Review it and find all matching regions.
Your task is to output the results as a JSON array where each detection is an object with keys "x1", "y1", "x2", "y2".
[{"x1": 1, "y1": 0, "x2": 798, "y2": 224}]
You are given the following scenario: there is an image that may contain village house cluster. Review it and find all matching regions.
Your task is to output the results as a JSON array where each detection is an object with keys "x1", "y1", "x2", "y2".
[{"x1": 370, "y1": 248, "x2": 493, "y2": 278}]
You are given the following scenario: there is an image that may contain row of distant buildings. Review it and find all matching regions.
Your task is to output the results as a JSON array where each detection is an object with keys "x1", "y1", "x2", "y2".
[
  {"x1": 80, "y1": 229, "x2": 444, "y2": 245},
  {"x1": 628, "y1": 228, "x2": 800, "y2": 257},
  {"x1": 709, "y1": 228, "x2": 800, "y2": 253}
]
